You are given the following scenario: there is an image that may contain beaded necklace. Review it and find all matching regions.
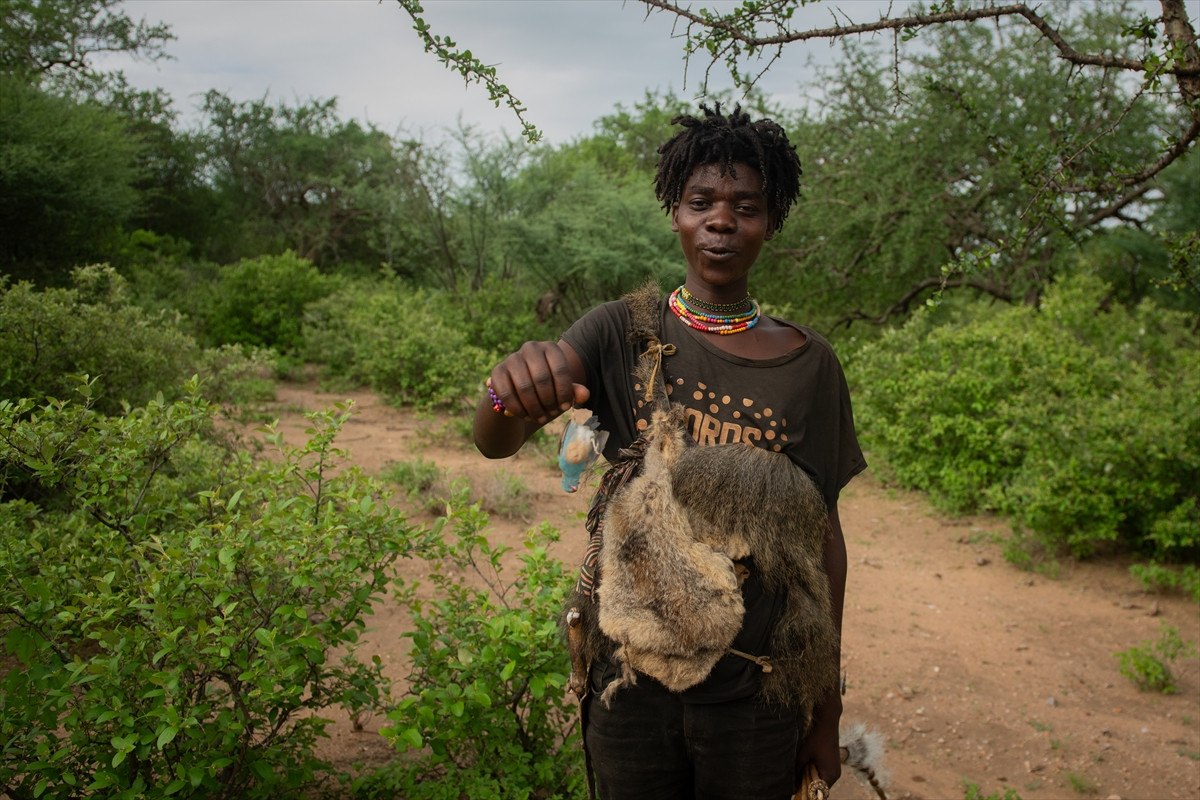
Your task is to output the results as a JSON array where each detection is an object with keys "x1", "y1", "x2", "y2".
[{"x1": 668, "y1": 285, "x2": 761, "y2": 335}]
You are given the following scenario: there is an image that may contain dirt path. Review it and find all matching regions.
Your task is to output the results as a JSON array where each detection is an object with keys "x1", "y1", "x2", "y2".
[{"x1": 256, "y1": 382, "x2": 1200, "y2": 800}]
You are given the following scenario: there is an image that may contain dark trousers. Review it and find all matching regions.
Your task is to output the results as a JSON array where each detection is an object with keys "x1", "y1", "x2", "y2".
[{"x1": 584, "y1": 676, "x2": 799, "y2": 800}]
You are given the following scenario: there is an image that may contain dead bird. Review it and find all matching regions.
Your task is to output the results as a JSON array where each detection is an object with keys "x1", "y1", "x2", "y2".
[{"x1": 557, "y1": 407, "x2": 608, "y2": 493}]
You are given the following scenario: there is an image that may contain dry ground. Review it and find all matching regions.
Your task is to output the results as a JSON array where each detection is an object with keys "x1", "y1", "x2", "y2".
[{"x1": 255, "y1": 382, "x2": 1200, "y2": 800}]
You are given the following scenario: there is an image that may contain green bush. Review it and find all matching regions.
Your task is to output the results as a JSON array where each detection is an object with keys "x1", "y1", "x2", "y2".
[
  {"x1": 302, "y1": 280, "x2": 494, "y2": 409},
  {"x1": 452, "y1": 274, "x2": 556, "y2": 356},
  {"x1": 963, "y1": 780, "x2": 1022, "y2": 800},
  {"x1": 382, "y1": 457, "x2": 443, "y2": 497},
  {"x1": 0, "y1": 382, "x2": 426, "y2": 798},
  {"x1": 116, "y1": 233, "x2": 222, "y2": 337},
  {"x1": 0, "y1": 265, "x2": 272, "y2": 414},
  {"x1": 1114, "y1": 624, "x2": 1192, "y2": 694},
  {"x1": 0, "y1": 77, "x2": 142, "y2": 279},
  {"x1": 203, "y1": 251, "x2": 340, "y2": 352},
  {"x1": 355, "y1": 498, "x2": 584, "y2": 799},
  {"x1": 854, "y1": 274, "x2": 1199, "y2": 561},
  {"x1": 381, "y1": 457, "x2": 449, "y2": 515},
  {"x1": 1129, "y1": 561, "x2": 1200, "y2": 602}
]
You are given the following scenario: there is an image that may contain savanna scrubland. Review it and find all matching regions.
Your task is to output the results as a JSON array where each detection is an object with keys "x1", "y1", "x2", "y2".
[{"x1": 1, "y1": 1, "x2": 1197, "y2": 798}]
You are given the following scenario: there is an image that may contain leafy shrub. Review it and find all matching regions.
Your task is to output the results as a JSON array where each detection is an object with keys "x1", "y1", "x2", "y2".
[
  {"x1": 477, "y1": 472, "x2": 534, "y2": 521},
  {"x1": 381, "y1": 457, "x2": 450, "y2": 514},
  {"x1": 117, "y1": 236, "x2": 222, "y2": 336},
  {"x1": 963, "y1": 781, "x2": 1022, "y2": 800},
  {"x1": 356, "y1": 499, "x2": 584, "y2": 799},
  {"x1": 453, "y1": 273, "x2": 556, "y2": 356},
  {"x1": 0, "y1": 265, "x2": 272, "y2": 414},
  {"x1": 854, "y1": 274, "x2": 1199, "y2": 561},
  {"x1": 382, "y1": 457, "x2": 443, "y2": 497},
  {"x1": 1115, "y1": 624, "x2": 1192, "y2": 694},
  {"x1": 0, "y1": 382, "x2": 426, "y2": 798},
  {"x1": 1128, "y1": 561, "x2": 1200, "y2": 602},
  {"x1": 203, "y1": 251, "x2": 340, "y2": 352},
  {"x1": 302, "y1": 280, "x2": 494, "y2": 409},
  {"x1": 0, "y1": 77, "x2": 141, "y2": 278}
]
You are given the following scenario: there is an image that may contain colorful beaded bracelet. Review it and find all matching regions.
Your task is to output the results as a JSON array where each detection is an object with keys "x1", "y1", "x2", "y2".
[{"x1": 486, "y1": 380, "x2": 507, "y2": 415}]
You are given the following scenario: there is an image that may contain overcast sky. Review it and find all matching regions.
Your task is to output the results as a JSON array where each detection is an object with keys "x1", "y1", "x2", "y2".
[{"x1": 101, "y1": 0, "x2": 901, "y2": 144}]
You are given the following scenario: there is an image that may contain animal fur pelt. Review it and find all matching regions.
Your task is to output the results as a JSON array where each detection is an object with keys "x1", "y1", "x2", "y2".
[
  {"x1": 670, "y1": 427, "x2": 840, "y2": 712},
  {"x1": 597, "y1": 405, "x2": 744, "y2": 704},
  {"x1": 624, "y1": 278, "x2": 662, "y2": 345},
  {"x1": 595, "y1": 404, "x2": 840, "y2": 714}
]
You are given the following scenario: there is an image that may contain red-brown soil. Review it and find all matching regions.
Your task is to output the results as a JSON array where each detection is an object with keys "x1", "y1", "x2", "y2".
[{"x1": 256, "y1": 382, "x2": 1200, "y2": 800}]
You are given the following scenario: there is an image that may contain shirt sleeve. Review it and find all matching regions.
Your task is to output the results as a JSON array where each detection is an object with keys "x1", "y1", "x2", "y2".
[{"x1": 832, "y1": 354, "x2": 867, "y2": 497}]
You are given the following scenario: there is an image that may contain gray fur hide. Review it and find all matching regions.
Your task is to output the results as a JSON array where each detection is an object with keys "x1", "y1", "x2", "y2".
[
  {"x1": 597, "y1": 405, "x2": 743, "y2": 703},
  {"x1": 596, "y1": 404, "x2": 839, "y2": 714}
]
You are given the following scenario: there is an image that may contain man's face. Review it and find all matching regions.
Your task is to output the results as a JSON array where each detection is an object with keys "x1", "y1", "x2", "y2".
[{"x1": 670, "y1": 162, "x2": 771, "y2": 300}]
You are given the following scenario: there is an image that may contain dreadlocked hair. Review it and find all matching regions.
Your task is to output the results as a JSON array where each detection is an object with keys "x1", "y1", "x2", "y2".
[{"x1": 654, "y1": 103, "x2": 802, "y2": 237}]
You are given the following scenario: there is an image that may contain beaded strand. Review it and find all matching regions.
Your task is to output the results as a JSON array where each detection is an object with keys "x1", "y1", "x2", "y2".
[
  {"x1": 669, "y1": 286, "x2": 761, "y2": 335},
  {"x1": 678, "y1": 285, "x2": 753, "y2": 314}
]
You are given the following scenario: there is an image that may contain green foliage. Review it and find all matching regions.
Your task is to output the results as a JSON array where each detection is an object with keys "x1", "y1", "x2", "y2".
[
  {"x1": 396, "y1": 0, "x2": 540, "y2": 143},
  {"x1": 751, "y1": 6, "x2": 1184, "y2": 329},
  {"x1": 199, "y1": 92, "x2": 408, "y2": 269},
  {"x1": 453, "y1": 273, "x2": 552, "y2": 356},
  {"x1": 302, "y1": 279, "x2": 494, "y2": 410},
  {"x1": 507, "y1": 149, "x2": 680, "y2": 321},
  {"x1": 112, "y1": 92, "x2": 219, "y2": 252},
  {"x1": 477, "y1": 472, "x2": 533, "y2": 521},
  {"x1": 855, "y1": 273, "x2": 1199, "y2": 561},
  {"x1": 1129, "y1": 561, "x2": 1200, "y2": 602},
  {"x1": 0, "y1": 77, "x2": 142, "y2": 278},
  {"x1": 201, "y1": 251, "x2": 340, "y2": 353},
  {"x1": 1065, "y1": 772, "x2": 1098, "y2": 795},
  {"x1": 0, "y1": 381, "x2": 427, "y2": 798},
  {"x1": 963, "y1": 780, "x2": 1023, "y2": 800},
  {"x1": 381, "y1": 457, "x2": 448, "y2": 515},
  {"x1": 0, "y1": 0, "x2": 173, "y2": 93},
  {"x1": 116, "y1": 237, "x2": 222, "y2": 334},
  {"x1": 358, "y1": 500, "x2": 583, "y2": 799},
  {"x1": 1115, "y1": 624, "x2": 1193, "y2": 694},
  {"x1": 0, "y1": 265, "x2": 270, "y2": 414},
  {"x1": 583, "y1": 91, "x2": 695, "y2": 175},
  {"x1": 382, "y1": 457, "x2": 442, "y2": 497}
]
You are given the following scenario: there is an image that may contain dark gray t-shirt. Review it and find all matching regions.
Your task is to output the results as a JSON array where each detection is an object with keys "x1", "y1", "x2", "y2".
[{"x1": 562, "y1": 298, "x2": 866, "y2": 703}]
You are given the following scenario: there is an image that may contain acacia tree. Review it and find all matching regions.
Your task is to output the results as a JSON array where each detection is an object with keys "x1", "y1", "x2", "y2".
[
  {"x1": 743, "y1": 5, "x2": 1197, "y2": 328},
  {"x1": 642, "y1": 0, "x2": 1198, "y2": 191},
  {"x1": 0, "y1": 0, "x2": 173, "y2": 93},
  {"x1": 640, "y1": 0, "x2": 1198, "y2": 318},
  {"x1": 200, "y1": 92, "x2": 409, "y2": 269},
  {"x1": 0, "y1": 76, "x2": 143, "y2": 277},
  {"x1": 0, "y1": 1, "x2": 217, "y2": 276},
  {"x1": 426, "y1": 126, "x2": 531, "y2": 293},
  {"x1": 396, "y1": 0, "x2": 1196, "y2": 181}
]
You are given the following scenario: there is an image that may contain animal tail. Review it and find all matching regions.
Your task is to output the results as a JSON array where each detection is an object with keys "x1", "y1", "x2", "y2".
[
  {"x1": 840, "y1": 722, "x2": 889, "y2": 800},
  {"x1": 597, "y1": 649, "x2": 638, "y2": 708}
]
